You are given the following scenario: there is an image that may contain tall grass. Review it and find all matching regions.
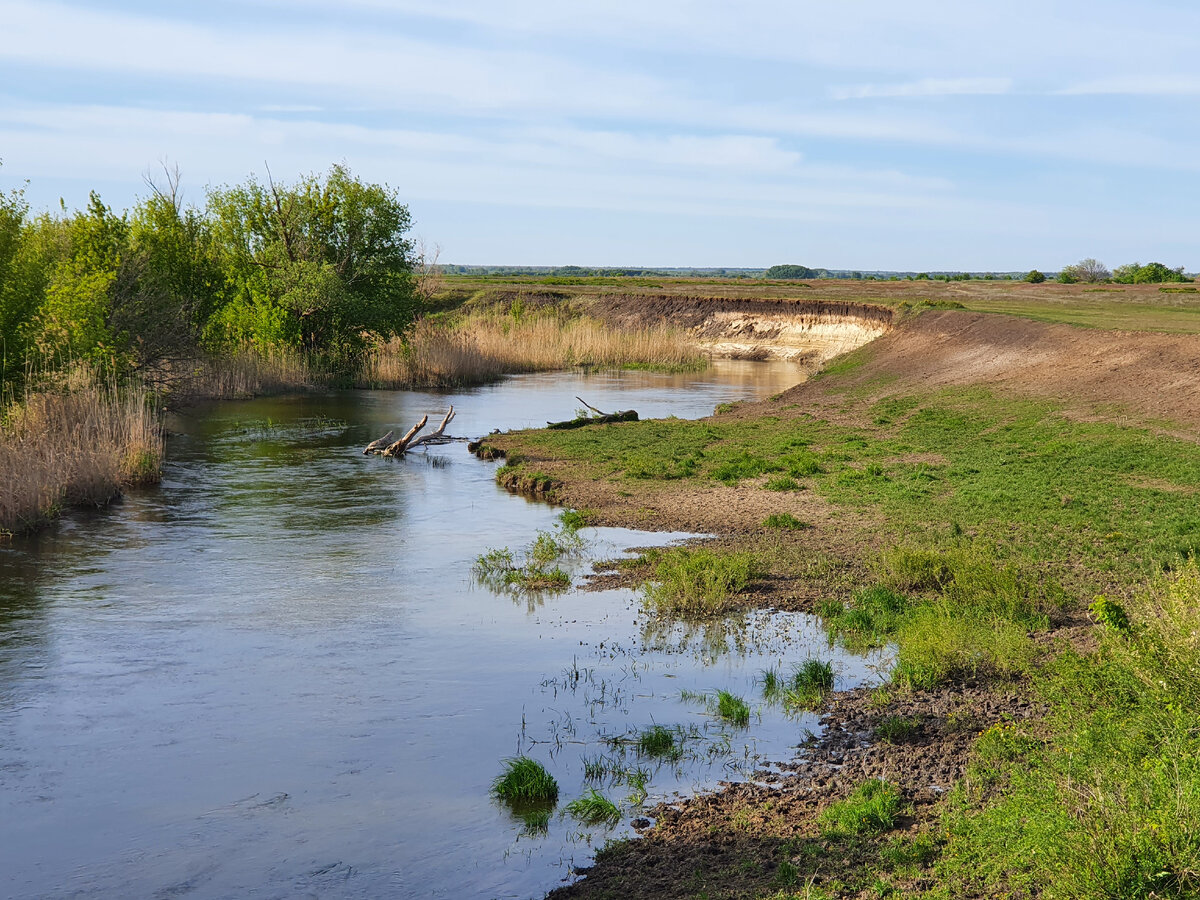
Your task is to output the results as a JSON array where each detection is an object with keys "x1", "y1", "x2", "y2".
[
  {"x1": 358, "y1": 313, "x2": 707, "y2": 388},
  {"x1": 1, "y1": 367, "x2": 163, "y2": 535},
  {"x1": 155, "y1": 347, "x2": 314, "y2": 401}
]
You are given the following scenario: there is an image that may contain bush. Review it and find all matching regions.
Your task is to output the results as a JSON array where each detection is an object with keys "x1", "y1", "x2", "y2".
[{"x1": 1024, "y1": 269, "x2": 1046, "y2": 283}]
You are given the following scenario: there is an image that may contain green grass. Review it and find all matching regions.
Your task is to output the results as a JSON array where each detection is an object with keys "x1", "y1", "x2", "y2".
[
  {"x1": 636, "y1": 725, "x2": 676, "y2": 757},
  {"x1": 492, "y1": 757, "x2": 559, "y2": 805},
  {"x1": 939, "y1": 561, "x2": 1200, "y2": 899},
  {"x1": 764, "y1": 475, "x2": 804, "y2": 491},
  {"x1": 474, "y1": 525, "x2": 582, "y2": 594},
  {"x1": 763, "y1": 660, "x2": 835, "y2": 709},
  {"x1": 641, "y1": 547, "x2": 763, "y2": 617},
  {"x1": 715, "y1": 690, "x2": 751, "y2": 726},
  {"x1": 566, "y1": 788, "x2": 622, "y2": 826},
  {"x1": 763, "y1": 512, "x2": 811, "y2": 530},
  {"x1": 818, "y1": 779, "x2": 902, "y2": 836},
  {"x1": 876, "y1": 715, "x2": 920, "y2": 744}
]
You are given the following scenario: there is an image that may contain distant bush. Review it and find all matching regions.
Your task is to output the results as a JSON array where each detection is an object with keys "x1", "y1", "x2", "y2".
[
  {"x1": 1024, "y1": 269, "x2": 1046, "y2": 283},
  {"x1": 1112, "y1": 261, "x2": 1189, "y2": 284},
  {"x1": 765, "y1": 264, "x2": 819, "y2": 280},
  {"x1": 1058, "y1": 258, "x2": 1110, "y2": 284}
]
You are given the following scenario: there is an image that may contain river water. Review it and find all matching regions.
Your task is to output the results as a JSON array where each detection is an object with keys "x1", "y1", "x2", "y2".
[{"x1": 0, "y1": 362, "x2": 885, "y2": 900}]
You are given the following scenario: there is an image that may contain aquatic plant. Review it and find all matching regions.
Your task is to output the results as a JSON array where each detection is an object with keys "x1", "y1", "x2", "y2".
[
  {"x1": 566, "y1": 789, "x2": 621, "y2": 826},
  {"x1": 635, "y1": 725, "x2": 675, "y2": 757},
  {"x1": 642, "y1": 548, "x2": 762, "y2": 617},
  {"x1": 715, "y1": 690, "x2": 751, "y2": 727},
  {"x1": 492, "y1": 757, "x2": 559, "y2": 805}
]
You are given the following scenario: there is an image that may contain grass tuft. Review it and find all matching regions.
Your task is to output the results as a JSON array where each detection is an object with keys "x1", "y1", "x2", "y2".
[
  {"x1": 641, "y1": 547, "x2": 762, "y2": 617},
  {"x1": 492, "y1": 757, "x2": 559, "y2": 805},
  {"x1": 715, "y1": 690, "x2": 751, "y2": 727},
  {"x1": 566, "y1": 788, "x2": 621, "y2": 826},
  {"x1": 818, "y1": 779, "x2": 902, "y2": 836}
]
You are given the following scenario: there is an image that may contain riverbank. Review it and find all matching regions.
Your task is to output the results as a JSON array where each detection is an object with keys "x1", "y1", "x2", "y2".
[{"x1": 476, "y1": 307, "x2": 1200, "y2": 898}]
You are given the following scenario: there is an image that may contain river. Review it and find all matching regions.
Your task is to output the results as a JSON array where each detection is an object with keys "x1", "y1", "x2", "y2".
[{"x1": 0, "y1": 361, "x2": 885, "y2": 900}]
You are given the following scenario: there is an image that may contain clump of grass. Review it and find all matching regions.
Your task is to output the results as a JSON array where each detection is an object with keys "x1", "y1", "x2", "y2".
[
  {"x1": 764, "y1": 476, "x2": 803, "y2": 492},
  {"x1": 763, "y1": 512, "x2": 811, "y2": 530},
  {"x1": 557, "y1": 508, "x2": 594, "y2": 531},
  {"x1": 636, "y1": 725, "x2": 676, "y2": 757},
  {"x1": 566, "y1": 788, "x2": 621, "y2": 826},
  {"x1": 818, "y1": 779, "x2": 902, "y2": 836},
  {"x1": 715, "y1": 690, "x2": 751, "y2": 726},
  {"x1": 819, "y1": 585, "x2": 912, "y2": 650},
  {"x1": 492, "y1": 757, "x2": 559, "y2": 805},
  {"x1": 763, "y1": 661, "x2": 835, "y2": 709},
  {"x1": 784, "y1": 659, "x2": 835, "y2": 708},
  {"x1": 641, "y1": 547, "x2": 762, "y2": 617},
  {"x1": 891, "y1": 608, "x2": 1034, "y2": 689},
  {"x1": 876, "y1": 715, "x2": 920, "y2": 744},
  {"x1": 474, "y1": 524, "x2": 584, "y2": 594}
]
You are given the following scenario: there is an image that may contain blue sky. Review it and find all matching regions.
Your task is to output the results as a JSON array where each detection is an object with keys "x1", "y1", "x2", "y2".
[{"x1": 2, "y1": 0, "x2": 1198, "y2": 270}]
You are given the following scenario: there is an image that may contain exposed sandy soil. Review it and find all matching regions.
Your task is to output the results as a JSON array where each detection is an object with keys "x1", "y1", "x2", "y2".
[
  {"x1": 494, "y1": 306, "x2": 1200, "y2": 899},
  {"x1": 765, "y1": 309, "x2": 1200, "y2": 431}
]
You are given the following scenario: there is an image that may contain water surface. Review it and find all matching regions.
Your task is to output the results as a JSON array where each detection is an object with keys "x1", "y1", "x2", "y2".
[{"x1": 0, "y1": 361, "x2": 883, "y2": 899}]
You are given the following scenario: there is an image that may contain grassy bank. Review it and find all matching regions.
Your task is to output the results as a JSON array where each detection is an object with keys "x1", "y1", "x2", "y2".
[
  {"x1": 1, "y1": 369, "x2": 163, "y2": 536},
  {"x1": 358, "y1": 305, "x2": 706, "y2": 388},
  {"x1": 478, "y1": 331, "x2": 1200, "y2": 897}
]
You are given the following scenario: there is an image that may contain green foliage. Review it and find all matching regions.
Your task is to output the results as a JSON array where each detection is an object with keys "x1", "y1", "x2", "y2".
[
  {"x1": 1112, "y1": 261, "x2": 1189, "y2": 284},
  {"x1": 764, "y1": 263, "x2": 819, "y2": 280},
  {"x1": 641, "y1": 547, "x2": 762, "y2": 617},
  {"x1": 566, "y1": 788, "x2": 621, "y2": 825},
  {"x1": 876, "y1": 715, "x2": 920, "y2": 743},
  {"x1": 474, "y1": 525, "x2": 581, "y2": 594},
  {"x1": 819, "y1": 585, "x2": 912, "y2": 650},
  {"x1": 1089, "y1": 594, "x2": 1131, "y2": 632},
  {"x1": 492, "y1": 756, "x2": 559, "y2": 805},
  {"x1": 818, "y1": 780, "x2": 902, "y2": 836},
  {"x1": 1024, "y1": 269, "x2": 1046, "y2": 283},
  {"x1": 206, "y1": 165, "x2": 416, "y2": 366},
  {"x1": 941, "y1": 564, "x2": 1200, "y2": 898}
]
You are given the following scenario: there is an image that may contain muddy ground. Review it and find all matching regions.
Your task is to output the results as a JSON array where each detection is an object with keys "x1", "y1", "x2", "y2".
[{"x1": 506, "y1": 307, "x2": 1200, "y2": 899}]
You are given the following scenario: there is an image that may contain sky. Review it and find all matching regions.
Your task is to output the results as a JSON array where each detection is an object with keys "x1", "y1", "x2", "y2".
[{"x1": 1, "y1": 0, "x2": 1199, "y2": 270}]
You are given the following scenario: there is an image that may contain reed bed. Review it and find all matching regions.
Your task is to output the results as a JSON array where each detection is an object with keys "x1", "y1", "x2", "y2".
[
  {"x1": 358, "y1": 315, "x2": 707, "y2": 389},
  {"x1": 1, "y1": 369, "x2": 163, "y2": 535},
  {"x1": 154, "y1": 348, "x2": 314, "y2": 402}
]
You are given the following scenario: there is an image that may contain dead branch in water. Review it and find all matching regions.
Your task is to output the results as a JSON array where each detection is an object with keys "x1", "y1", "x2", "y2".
[{"x1": 364, "y1": 407, "x2": 459, "y2": 456}]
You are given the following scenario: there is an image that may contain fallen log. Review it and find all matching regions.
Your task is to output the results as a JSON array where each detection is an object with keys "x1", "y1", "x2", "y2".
[
  {"x1": 364, "y1": 407, "x2": 459, "y2": 456},
  {"x1": 547, "y1": 398, "x2": 638, "y2": 430}
]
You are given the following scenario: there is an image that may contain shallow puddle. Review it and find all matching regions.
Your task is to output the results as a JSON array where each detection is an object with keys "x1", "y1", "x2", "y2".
[{"x1": 0, "y1": 361, "x2": 884, "y2": 899}]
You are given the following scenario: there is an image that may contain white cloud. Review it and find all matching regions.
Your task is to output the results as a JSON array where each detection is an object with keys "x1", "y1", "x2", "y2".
[{"x1": 830, "y1": 78, "x2": 1013, "y2": 101}]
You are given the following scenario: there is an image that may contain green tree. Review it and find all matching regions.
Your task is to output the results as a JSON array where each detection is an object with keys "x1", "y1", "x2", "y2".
[
  {"x1": 764, "y1": 264, "x2": 819, "y2": 280},
  {"x1": 1024, "y1": 269, "x2": 1046, "y2": 283},
  {"x1": 1112, "y1": 261, "x2": 1189, "y2": 284},
  {"x1": 206, "y1": 165, "x2": 417, "y2": 366},
  {"x1": 1059, "y1": 258, "x2": 1110, "y2": 284}
]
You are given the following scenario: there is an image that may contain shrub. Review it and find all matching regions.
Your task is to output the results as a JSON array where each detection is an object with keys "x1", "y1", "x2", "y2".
[{"x1": 1024, "y1": 269, "x2": 1046, "y2": 283}]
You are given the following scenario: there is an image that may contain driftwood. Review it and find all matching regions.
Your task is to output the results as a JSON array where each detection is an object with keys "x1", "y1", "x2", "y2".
[
  {"x1": 547, "y1": 397, "x2": 638, "y2": 430},
  {"x1": 365, "y1": 407, "x2": 459, "y2": 456}
]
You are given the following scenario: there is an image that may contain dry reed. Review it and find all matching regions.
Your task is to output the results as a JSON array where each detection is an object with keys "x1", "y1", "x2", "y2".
[
  {"x1": 1, "y1": 368, "x2": 163, "y2": 535},
  {"x1": 358, "y1": 315, "x2": 707, "y2": 389},
  {"x1": 153, "y1": 348, "x2": 314, "y2": 402}
]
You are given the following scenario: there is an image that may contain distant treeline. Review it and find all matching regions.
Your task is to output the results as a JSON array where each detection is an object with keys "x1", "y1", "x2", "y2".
[
  {"x1": 0, "y1": 165, "x2": 419, "y2": 390},
  {"x1": 443, "y1": 263, "x2": 1032, "y2": 281}
]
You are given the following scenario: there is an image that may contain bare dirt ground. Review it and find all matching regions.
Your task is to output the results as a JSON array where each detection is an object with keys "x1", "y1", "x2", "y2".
[{"x1": 507, "y1": 306, "x2": 1200, "y2": 898}]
